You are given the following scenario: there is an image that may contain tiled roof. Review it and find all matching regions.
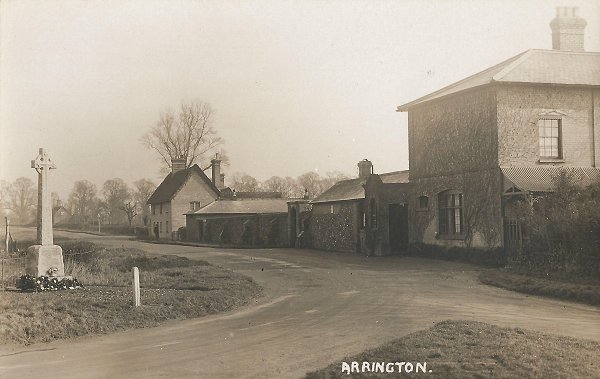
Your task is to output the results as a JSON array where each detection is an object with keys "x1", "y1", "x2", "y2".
[
  {"x1": 312, "y1": 177, "x2": 366, "y2": 203},
  {"x1": 147, "y1": 164, "x2": 219, "y2": 204},
  {"x1": 312, "y1": 170, "x2": 409, "y2": 203},
  {"x1": 397, "y1": 49, "x2": 600, "y2": 111},
  {"x1": 188, "y1": 198, "x2": 289, "y2": 215},
  {"x1": 501, "y1": 166, "x2": 600, "y2": 192},
  {"x1": 52, "y1": 206, "x2": 70, "y2": 215},
  {"x1": 380, "y1": 170, "x2": 410, "y2": 184}
]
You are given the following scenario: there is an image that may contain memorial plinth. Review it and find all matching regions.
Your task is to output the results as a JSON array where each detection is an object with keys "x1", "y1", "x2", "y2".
[
  {"x1": 26, "y1": 245, "x2": 65, "y2": 277},
  {"x1": 25, "y1": 148, "x2": 66, "y2": 278}
]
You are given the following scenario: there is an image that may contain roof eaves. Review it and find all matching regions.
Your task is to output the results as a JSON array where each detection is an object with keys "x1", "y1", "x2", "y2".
[
  {"x1": 492, "y1": 49, "x2": 534, "y2": 82},
  {"x1": 396, "y1": 83, "x2": 491, "y2": 112},
  {"x1": 310, "y1": 197, "x2": 363, "y2": 204},
  {"x1": 396, "y1": 49, "x2": 530, "y2": 112}
]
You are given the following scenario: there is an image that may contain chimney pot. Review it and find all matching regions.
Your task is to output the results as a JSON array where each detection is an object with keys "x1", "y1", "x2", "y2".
[
  {"x1": 171, "y1": 157, "x2": 187, "y2": 173},
  {"x1": 211, "y1": 154, "x2": 224, "y2": 189},
  {"x1": 550, "y1": 6, "x2": 586, "y2": 52},
  {"x1": 357, "y1": 159, "x2": 373, "y2": 180}
]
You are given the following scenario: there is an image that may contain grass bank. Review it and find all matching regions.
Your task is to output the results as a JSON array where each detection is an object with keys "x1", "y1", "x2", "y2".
[
  {"x1": 0, "y1": 242, "x2": 262, "y2": 346},
  {"x1": 306, "y1": 320, "x2": 600, "y2": 378},
  {"x1": 479, "y1": 269, "x2": 600, "y2": 306}
]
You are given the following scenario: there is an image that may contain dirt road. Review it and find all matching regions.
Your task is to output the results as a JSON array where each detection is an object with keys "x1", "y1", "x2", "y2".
[{"x1": 1, "y1": 231, "x2": 599, "y2": 378}]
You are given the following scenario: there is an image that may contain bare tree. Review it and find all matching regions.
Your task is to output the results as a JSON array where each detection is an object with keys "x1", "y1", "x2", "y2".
[
  {"x1": 263, "y1": 176, "x2": 288, "y2": 196},
  {"x1": 120, "y1": 201, "x2": 138, "y2": 227},
  {"x1": 0, "y1": 180, "x2": 9, "y2": 212},
  {"x1": 133, "y1": 179, "x2": 156, "y2": 226},
  {"x1": 262, "y1": 176, "x2": 302, "y2": 198},
  {"x1": 8, "y1": 177, "x2": 36, "y2": 225},
  {"x1": 141, "y1": 101, "x2": 223, "y2": 171},
  {"x1": 68, "y1": 180, "x2": 98, "y2": 226},
  {"x1": 297, "y1": 172, "x2": 322, "y2": 199},
  {"x1": 102, "y1": 178, "x2": 130, "y2": 224},
  {"x1": 229, "y1": 173, "x2": 260, "y2": 192}
]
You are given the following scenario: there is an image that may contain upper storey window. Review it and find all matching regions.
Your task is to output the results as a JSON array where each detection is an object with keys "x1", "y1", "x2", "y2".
[{"x1": 538, "y1": 118, "x2": 561, "y2": 159}]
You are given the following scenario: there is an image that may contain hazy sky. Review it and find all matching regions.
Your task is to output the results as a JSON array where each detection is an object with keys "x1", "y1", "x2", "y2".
[{"x1": 2, "y1": 0, "x2": 599, "y2": 198}]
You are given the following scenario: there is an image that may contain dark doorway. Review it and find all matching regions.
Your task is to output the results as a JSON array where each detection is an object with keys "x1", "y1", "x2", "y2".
[
  {"x1": 503, "y1": 218, "x2": 522, "y2": 257},
  {"x1": 197, "y1": 220, "x2": 204, "y2": 242},
  {"x1": 388, "y1": 204, "x2": 409, "y2": 252},
  {"x1": 289, "y1": 208, "x2": 297, "y2": 247}
]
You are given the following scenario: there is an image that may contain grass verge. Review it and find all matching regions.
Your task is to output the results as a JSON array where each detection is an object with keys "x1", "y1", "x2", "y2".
[
  {"x1": 0, "y1": 242, "x2": 262, "y2": 346},
  {"x1": 306, "y1": 320, "x2": 600, "y2": 378},
  {"x1": 479, "y1": 269, "x2": 600, "y2": 306}
]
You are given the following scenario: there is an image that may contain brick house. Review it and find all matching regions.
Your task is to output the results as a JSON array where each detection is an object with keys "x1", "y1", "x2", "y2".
[
  {"x1": 147, "y1": 157, "x2": 224, "y2": 239},
  {"x1": 308, "y1": 159, "x2": 410, "y2": 255},
  {"x1": 397, "y1": 7, "x2": 600, "y2": 250}
]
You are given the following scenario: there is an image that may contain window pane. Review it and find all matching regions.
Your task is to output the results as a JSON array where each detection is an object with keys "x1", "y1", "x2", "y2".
[{"x1": 454, "y1": 210, "x2": 461, "y2": 234}]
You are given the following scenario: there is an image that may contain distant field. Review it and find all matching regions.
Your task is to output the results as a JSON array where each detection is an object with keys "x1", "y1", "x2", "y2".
[
  {"x1": 306, "y1": 320, "x2": 600, "y2": 379},
  {"x1": 3, "y1": 226, "x2": 38, "y2": 245}
]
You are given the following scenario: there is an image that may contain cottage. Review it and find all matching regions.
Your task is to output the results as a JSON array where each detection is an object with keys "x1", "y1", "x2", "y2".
[
  {"x1": 52, "y1": 200, "x2": 72, "y2": 226},
  {"x1": 397, "y1": 7, "x2": 600, "y2": 250},
  {"x1": 147, "y1": 156, "x2": 224, "y2": 239},
  {"x1": 308, "y1": 159, "x2": 410, "y2": 256}
]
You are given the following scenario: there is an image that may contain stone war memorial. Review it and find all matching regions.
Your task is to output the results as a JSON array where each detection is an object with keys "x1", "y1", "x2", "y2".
[{"x1": 20, "y1": 148, "x2": 81, "y2": 291}]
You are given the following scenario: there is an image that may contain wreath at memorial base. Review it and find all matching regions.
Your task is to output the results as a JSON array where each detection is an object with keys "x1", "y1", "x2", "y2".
[{"x1": 16, "y1": 275, "x2": 84, "y2": 292}]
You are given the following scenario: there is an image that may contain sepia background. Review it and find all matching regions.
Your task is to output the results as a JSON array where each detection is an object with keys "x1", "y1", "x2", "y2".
[{"x1": 2, "y1": 0, "x2": 600, "y2": 198}]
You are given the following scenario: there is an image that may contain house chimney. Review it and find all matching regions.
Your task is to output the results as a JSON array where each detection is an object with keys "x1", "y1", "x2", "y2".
[
  {"x1": 171, "y1": 156, "x2": 187, "y2": 173},
  {"x1": 357, "y1": 159, "x2": 373, "y2": 179},
  {"x1": 550, "y1": 7, "x2": 587, "y2": 52},
  {"x1": 211, "y1": 153, "x2": 225, "y2": 189}
]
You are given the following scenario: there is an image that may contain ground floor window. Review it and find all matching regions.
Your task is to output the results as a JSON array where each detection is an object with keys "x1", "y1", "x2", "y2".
[
  {"x1": 438, "y1": 190, "x2": 463, "y2": 236},
  {"x1": 370, "y1": 198, "x2": 378, "y2": 229},
  {"x1": 417, "y1": 195, "x2": 429, "y2": 210}
]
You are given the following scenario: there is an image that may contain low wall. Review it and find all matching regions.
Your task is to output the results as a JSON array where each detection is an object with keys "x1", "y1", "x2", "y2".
[{"x1": 309, "y1": 202, "x2": 358, "y2": 253}]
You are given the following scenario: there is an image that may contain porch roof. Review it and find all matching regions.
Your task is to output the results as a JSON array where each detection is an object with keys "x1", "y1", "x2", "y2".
[
  {"x1": 312, "y1": 170, "x2": 409, "y2": 203},
  {"x1": 501, "y1": 166, "x2": 600, "y2": 192}
]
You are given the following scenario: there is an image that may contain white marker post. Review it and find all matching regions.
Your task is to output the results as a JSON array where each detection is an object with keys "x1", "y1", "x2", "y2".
[{"x1": 132, "y1": 266, "x2": 141, "y2": 307}]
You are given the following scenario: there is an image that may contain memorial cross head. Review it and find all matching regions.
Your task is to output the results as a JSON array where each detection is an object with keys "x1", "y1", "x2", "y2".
[{"x1": 31, "y1": 148, "x2": 56, "y2": 174}]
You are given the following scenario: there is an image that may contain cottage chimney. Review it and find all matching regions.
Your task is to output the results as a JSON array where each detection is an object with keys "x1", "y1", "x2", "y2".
[
  {"x1": 357, "y1": 159, "x2": 373, "y2": 180},
  {"x1": 550, "y1": 7, "x2": 587, "y2": 52},
  {"x1": 171, "y1": 157, "x2": 187, "y2": 173},
  {"x1": 211, "y1": 153, "x2": 225, "y2": 189}
]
